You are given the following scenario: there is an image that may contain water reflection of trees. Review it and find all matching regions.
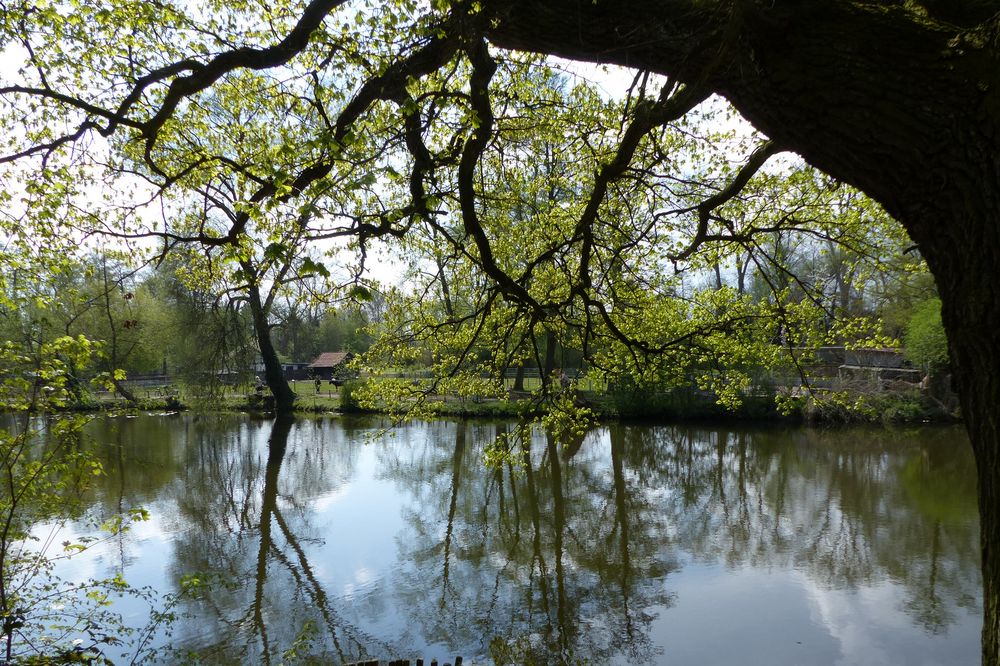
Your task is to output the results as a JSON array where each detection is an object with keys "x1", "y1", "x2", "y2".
[
  {"x1": 626, "y1": 425, "x2": 981, "y2": 634},
  {"x1": 383, "y1": 422, "x2": 678, "y2": 664},
  {"x1": 84, "y1": 415, "x2": 185, "y2": 508},
  {"x1": 165, "y1": 416, "x2": 391, "y2": 664},
  {"x1": 381, "y1": 423, "x2": 979, "y2": 663},
  {"x1": 75, "y1": 416, "x2": 980, "y2": 663}
]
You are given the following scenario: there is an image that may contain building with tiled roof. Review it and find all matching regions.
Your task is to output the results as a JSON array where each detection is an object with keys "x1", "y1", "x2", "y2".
[{"x1": 307, "y1": 352, "x2": 354, "y2": 381}]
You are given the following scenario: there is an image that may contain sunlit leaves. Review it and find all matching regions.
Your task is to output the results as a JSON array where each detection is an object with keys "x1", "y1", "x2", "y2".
[
  {"x1": 905, "y1": 298, "x2": 949, "y2": 371},
  {"x1": 2, "y1": 0, "x2": 930, "y2": 424}
]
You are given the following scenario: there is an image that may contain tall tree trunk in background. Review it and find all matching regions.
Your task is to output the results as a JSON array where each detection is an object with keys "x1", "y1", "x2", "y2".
[
  {"x1": 436, "y1": 254, "x2": 455, "y2": 319},
  {"x1": 512, "y1": 364, "x2": 526, "y2": 392},
  {"x1": 247, "y1": 282, "x2": 296, "y2": 413},
  {"x1": 735, "y1": 251, "x2": 750, "y2": 296},
  {"x1": 542, "y1": 329, "x2": 557, "y2": 389},
  {"x1": 99, "y1": 258, "x2": 137, "y2": 405}
]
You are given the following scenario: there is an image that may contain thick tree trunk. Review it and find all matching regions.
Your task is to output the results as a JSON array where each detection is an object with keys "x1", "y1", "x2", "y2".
[
  {"x1": 247, "y1": 284, "x2": 297, "y2": 413},
  {"x1": 513, "y1": 364, "x2": 525, "y2": 392},
  {"x1": 965, "y1": 355, "x2": 1000, "y2": 661},
  {"x1": 934, "y1": 223, "x2": 1000, "y2": 662}
]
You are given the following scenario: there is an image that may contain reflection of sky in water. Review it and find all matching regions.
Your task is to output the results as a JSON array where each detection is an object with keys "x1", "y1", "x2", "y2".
[
  {"x1": 648, "y1": 561, "x2": 979, "y2": 665},
  {"x1": 305, "y1": 449, "x2": 414, "y2": 645},
  {"x1": 36, "y1": 417, "x2": 982, "y2": 664}
]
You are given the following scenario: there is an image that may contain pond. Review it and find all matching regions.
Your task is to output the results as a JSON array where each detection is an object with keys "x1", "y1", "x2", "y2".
[{"x1": 47, "y1": 414, "x2": 981, "y2": 664}]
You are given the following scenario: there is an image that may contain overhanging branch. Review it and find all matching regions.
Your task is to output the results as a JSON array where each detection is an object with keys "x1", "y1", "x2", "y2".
[{"x1": 669, "y1": 139, "x2": 782, "y2": 262}]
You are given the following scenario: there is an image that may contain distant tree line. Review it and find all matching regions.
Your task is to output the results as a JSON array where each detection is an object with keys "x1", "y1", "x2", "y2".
[{"x1": 0, "y1": 250, "x2": 382, "y2": 405}]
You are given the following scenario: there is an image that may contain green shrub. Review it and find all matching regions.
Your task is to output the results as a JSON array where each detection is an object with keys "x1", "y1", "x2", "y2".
[
  {"x1": 905, "y1": 298, "x2": 949, "y2": 371},
  {"x1": 876, "y1": 393, "x2": 927, "y2": 423},
  {"x1": 338, "y1": 379, "x2": 365, "y2": 412}
]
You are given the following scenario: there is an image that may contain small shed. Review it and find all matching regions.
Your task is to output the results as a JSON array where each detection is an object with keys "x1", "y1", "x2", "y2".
[{"x1": 308, "y1": 352, "x2": 354, "y2": 382}]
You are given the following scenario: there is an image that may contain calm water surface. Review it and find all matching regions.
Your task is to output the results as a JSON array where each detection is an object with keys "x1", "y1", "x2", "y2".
[{"x1": 57, "y1": 415, "x2": 980, "y2": 664}]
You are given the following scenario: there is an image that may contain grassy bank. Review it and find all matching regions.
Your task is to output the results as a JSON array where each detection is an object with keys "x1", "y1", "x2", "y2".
[{"x1": 78, "y1": 379, "x2": 959, "y2": 426}]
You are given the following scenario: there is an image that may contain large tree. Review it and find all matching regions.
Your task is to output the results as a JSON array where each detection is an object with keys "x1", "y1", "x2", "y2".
[
  {"x1": 3, "y1": 0, "x2": 1000, "y2": 661},
  {"x1": 479, "y1": 3, "x2": 1000, "y2": 660}
]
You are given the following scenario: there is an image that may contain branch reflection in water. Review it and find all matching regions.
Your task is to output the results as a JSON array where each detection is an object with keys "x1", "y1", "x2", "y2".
[{"x1": 74, "y1": 415, "x2": 979, "y2": 665}]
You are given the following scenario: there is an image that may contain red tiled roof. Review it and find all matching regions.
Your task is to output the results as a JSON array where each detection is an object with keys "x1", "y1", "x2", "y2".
[{"x1": 308, "y1": 352, "x2": 351, "y2": 368}]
